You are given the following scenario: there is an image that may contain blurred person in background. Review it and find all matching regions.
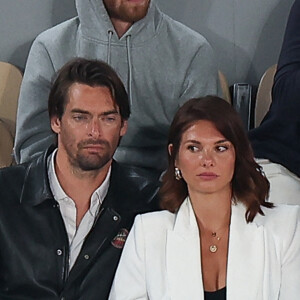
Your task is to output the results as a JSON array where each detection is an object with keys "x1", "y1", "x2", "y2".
[{"x1": 15, "y1": 0, "x2": 219, "y2": 178}]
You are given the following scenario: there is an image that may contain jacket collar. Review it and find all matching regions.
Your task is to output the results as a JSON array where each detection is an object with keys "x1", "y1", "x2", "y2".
[
  {"x1": 166, "y1": 198, "x2": 265, "y2": 299},
  {"x1": 19, "y1": 147, "x2": 141, "y2": 213},
  {"x1": 75, "y1": 0, "x2": 162, "y2": 44},
  {"x1": 166, "y1": 199, "x2": 203, "y2": 299},
  {"x1": 226, "y1": 203, "x2": 265, "y2": 299},
  {"x1": 101, "y1": 160, "x2": 155, "y2": 214},
  {"x1": 20, "y1": 146, "x2": 55, "y2": 206}
]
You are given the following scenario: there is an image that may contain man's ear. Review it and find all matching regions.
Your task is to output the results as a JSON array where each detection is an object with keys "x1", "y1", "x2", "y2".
[
  {"x1": 50, "y1": 116, "x2": 61, "y2": 134},
  {"x1": 120, "y1": 120, "x2": 128, "y2": 137}
]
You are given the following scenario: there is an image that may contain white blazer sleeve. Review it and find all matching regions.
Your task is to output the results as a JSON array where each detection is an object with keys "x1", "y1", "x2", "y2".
[
  {"x1": 109, "y1": 215, "x2": 148, "y2": 300},
  {"x1": 279, "y1": 207, "x2": 300, "y2": 299}
]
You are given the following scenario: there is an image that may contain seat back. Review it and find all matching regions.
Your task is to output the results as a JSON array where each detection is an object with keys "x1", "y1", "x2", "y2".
[
  {"x1": 0, "y1": 61, "x2": 23, "y2": 136},
  {"x1": 0, "y1": 61, "x2": 23, "y2": 167},
  {"x1": 218, "y1": 70, "x2": 231, "y2": 104},
  {"x1": 254, "y1": 64, "x2": 277, "y2": 127},
  {"x1": 0, "y1": 121, "x2": 13, "y2": 168}
]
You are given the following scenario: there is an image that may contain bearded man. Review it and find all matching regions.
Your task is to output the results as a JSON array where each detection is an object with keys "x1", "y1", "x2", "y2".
[
  {"x1": 0, "y1": 58, "x2": 159, "y2": 299},
  {"x1": 15, "y1": 0, "x2": 219, "y2": 177}
]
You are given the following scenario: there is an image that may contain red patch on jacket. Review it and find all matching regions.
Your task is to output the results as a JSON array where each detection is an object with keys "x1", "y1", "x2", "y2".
[{"x1": 111, "y1": 228, "x2": 129, "y2": 249}]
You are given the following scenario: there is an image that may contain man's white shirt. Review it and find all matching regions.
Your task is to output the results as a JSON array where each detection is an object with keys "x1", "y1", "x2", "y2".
[{"x1": 47, "y1": 150, "x2": 111, "y2": 271}]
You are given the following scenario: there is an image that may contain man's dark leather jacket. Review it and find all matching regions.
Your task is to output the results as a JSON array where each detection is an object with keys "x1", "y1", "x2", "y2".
[{"x1": 0, "y1": 148, "x2": 160, "y2": 299}]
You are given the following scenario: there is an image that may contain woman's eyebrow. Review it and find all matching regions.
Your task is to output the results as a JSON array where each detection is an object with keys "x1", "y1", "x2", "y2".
[
  {"x1": 183, "y1": 139, "x2": 230, "y2": 145},
  {"x1": 184, "y1": 139, "x2": 201, "y2": 144},
  {"x1": 215, "y1": 139, "x2": 229, "y2": 144}
]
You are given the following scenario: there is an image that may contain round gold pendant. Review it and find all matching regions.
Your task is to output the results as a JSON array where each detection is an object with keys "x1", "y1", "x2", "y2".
[{"x1": 209, "y1": 245, "x2": 218, "y2": 253}]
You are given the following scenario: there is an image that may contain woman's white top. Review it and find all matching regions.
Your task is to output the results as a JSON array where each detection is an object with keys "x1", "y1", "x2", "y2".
[{"x1": 109, "y1": 198, "x2": 300, "y2": 300}]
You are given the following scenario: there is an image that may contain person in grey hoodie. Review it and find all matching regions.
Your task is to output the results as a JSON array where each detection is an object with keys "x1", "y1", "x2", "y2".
[{"x1": 15, "y1": 0, "x2": 219, "y2": 176}]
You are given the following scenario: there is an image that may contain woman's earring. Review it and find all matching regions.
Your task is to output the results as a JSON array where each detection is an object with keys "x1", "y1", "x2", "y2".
[{"x1": 175, "y1": 167, "x2": 182, "y2": 180}]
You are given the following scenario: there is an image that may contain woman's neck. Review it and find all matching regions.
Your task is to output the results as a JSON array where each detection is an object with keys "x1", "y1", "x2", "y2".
[{"x1": 189, "y1": 189, "x2": 232, "y2": 232}]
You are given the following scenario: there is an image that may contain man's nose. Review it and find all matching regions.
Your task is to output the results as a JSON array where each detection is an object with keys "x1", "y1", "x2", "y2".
[{"x1": 88, "y1": 119, "x2": 102, "y2": 138}]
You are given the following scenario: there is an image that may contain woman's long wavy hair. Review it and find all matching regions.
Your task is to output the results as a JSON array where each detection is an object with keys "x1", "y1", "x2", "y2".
[{"x1": 160, "y1": 96, "x2": 273, "y2": 223}]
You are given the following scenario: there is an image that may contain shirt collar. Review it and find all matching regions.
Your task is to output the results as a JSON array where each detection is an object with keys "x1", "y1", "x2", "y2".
[{"x1": 47, "y1": 149, "x2": 111, "y2": 216}]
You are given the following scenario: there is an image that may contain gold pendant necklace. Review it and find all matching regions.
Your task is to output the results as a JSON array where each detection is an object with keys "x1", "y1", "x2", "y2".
[
  {"x1": 209, "y1": 245, "x2": 218, "y2": 253},
  {"x1": 209, "y1": 231, "x2": 222, "y2": 253}
]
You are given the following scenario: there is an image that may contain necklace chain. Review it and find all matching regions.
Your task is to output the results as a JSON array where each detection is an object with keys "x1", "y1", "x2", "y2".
[
  {"x1": 207, "y1": 227, "x2": 229, "y2": 253},
  {"x1": 198, "y1": 220, "x2": 230, "y2": 254},
  {"x1": 209, "y1": 231, "x2": 222, "y2": 253}
]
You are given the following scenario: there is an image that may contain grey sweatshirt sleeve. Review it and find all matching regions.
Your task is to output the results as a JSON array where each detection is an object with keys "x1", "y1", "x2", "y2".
[
  {"x1": 14, "y1": 38, "x2": 56, "y2": 163},
  {"x1": 178, "y1": 42, "x2": 220, "y2": 106}
]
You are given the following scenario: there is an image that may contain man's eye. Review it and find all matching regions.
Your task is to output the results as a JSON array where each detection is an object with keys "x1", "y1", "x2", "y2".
[
  {"x1": 73, "y1": 115, "x2": 87, "y2": 121},
  {"x1": 103, "y1": 116, "x2": 117, "y2": 122}
]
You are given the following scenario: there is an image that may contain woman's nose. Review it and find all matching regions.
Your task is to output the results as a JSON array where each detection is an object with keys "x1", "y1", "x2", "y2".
[{"x1": 200, "y1": 149, "x2": 214, "y2": 167}]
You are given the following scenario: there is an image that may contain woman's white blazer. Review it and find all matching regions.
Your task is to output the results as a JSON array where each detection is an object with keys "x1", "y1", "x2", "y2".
[{"x1": 109, "y1": 198, "x2": 300, "y2": 300}]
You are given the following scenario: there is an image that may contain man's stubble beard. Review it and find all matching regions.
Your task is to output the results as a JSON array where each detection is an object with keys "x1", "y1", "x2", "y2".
[
  {"x1": 75, "y1": 151, "x2": 112, "y2": 171},
  {"x1": 67, "y1": 139, "x2": 113, "y2": 172},
  {"x1": 109, "y1": 2, "x2": 149, "y2": 23}
]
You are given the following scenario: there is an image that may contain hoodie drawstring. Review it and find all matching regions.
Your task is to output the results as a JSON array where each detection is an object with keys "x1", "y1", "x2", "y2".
[
  {"x1": 106, "y1": 31, "x2": 133, "y2": 106},
  {"x1": 126, "y1": 35, "x2": 133, "y2": 106},
  {"x1": 107, "y1": 30, "x2": 113, "y2": 65}
]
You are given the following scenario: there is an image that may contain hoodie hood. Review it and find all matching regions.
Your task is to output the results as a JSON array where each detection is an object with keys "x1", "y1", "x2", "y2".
[
  {"x1": 75, "y1": 0, "x2": 163, "y2": 106},
  {"x1": 75, "y1": 0, "x2": 161, "y2": 44}
]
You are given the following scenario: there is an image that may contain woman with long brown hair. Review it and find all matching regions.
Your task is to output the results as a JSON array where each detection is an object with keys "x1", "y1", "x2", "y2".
[{"x1": 109, "y1": 96, "x2": 300, "y2": 300}]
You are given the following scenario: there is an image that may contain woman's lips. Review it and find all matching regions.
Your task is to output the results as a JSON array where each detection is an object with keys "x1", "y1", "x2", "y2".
[{"x1": 197, "y1": 172, "x2": 219, "y2": 180}]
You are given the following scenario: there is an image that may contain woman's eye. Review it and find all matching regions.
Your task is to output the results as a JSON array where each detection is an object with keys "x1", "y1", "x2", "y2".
[
  {"x1": 216, "y1": 145, "x2": 228, "y2": 152},
  {"x1": 187, "y1": 145, "x2": 199, "y2": 152}
]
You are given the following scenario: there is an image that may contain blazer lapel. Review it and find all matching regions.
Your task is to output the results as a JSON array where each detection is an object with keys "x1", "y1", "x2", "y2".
[
  {"x1": 166, "y1": 199, "x2": 204, "y2": 300},
  {"x1": 227, "y1": 203, "x2": 265, "y2": 299}
]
